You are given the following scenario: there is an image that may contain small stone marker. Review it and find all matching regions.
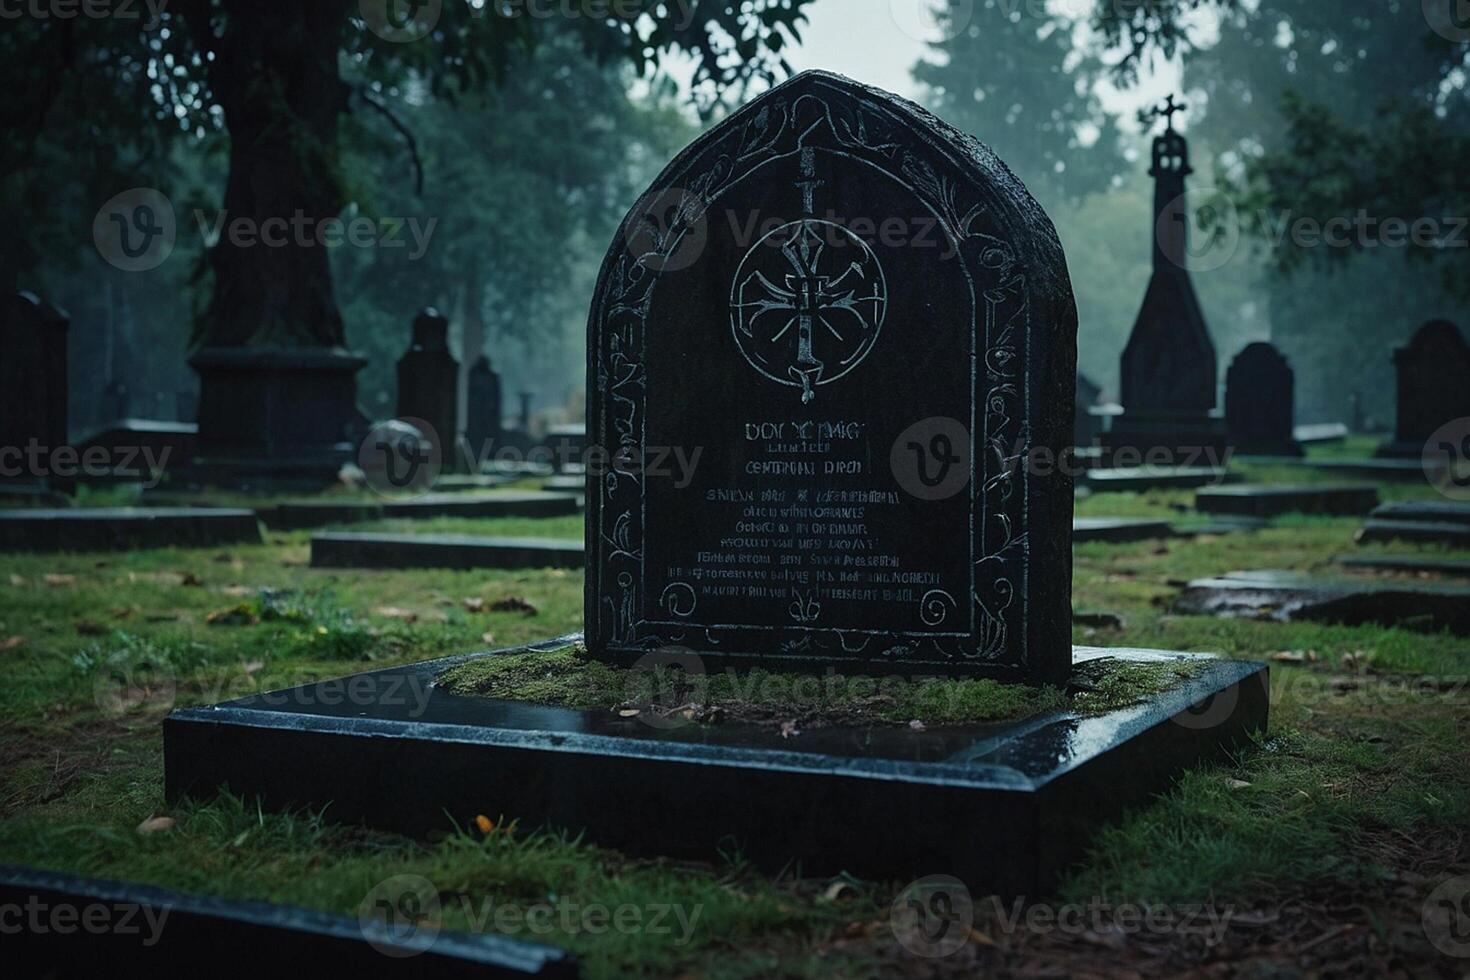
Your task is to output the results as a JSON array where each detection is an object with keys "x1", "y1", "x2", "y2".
[
  {"x1": 465, "y1": 353, "x2": 503, "y2": 461},
  {"x1": 397, "y1": 308, "x2": 460, "y2": 464},
  {"x1": 586, "y1": 71, "x2": 1078, "y2": 682},
  {"x1": 1175, "y1": 569, "x2": 1470, "y2": 635},
  {"x1": 1378, "y1": 320, "x2": 1470, "y2": 459},
  {"x1": 1225, "y1": 342, "x2": 1302, "y2": 456}
]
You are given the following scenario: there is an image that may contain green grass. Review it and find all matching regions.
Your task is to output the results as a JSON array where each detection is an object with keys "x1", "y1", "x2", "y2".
[{"x1": 1, "y1": 482, "x2": 1468, "y2": 976}]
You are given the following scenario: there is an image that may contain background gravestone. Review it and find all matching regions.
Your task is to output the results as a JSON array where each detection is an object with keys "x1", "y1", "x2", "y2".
[
  {"x1": 396, "y1": 308, "x2": 459, "y2": 468},
  {"x1": 586, "y1": 71, "x2": 1078, "y2": 683},
  {"x1": 1225, "y1": 342, "x2": 1302, "y2": 456},
  {"x1": 1075, "y1": 372, "x2": 1103, "y2": 448},
  {"x1": 1, "y1": 292, "x2": 70, "y2": 490},
  {"x1": 1377, "y1": 320, "x2": 1470, "y2": 458},
  {"x1": 465, "y1": 354, "x2": 503, "y2": 461},
  {"x1": 1101, "y1": 98, "x2": 1227, "y2": 463}
]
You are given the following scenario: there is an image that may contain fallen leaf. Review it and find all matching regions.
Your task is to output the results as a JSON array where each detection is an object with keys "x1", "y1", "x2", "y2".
[
  {"x1": 489, "y1": 597, "x2": 538, "y2": 615},
  {"x1": 74, "y1": 621, "x2": 105, "y2": 636},
  {"x1": 780, "y1": 720, "x2": 801, "y2": 739},
  {"x1": 1, "y1": 636, "x2": 25, "y2": 652},
  {"x1": 242, "y1": 660, "x2": 265, "y2": 676},
  {"x1": 463, "y1": 597, "x2": 486, "y2": 613},
  {"x1": 136, "y1": 816, "x2": 176, "y2": 835},
  {"x1": 222, "y1": 584, "x2": 252, "y2": 598},
  {"x1": 7, "y1": 574, "x2": 25, "y2": 587},
  {"x1": 376, "y1": 606, "x2": 419, "y2": 623},
  {"x1": 180, "y1": 572, "x2": 203, "y2": 587},
  {"x1": 480, "y1": 632, "x2": 496, "y2": 646},
  {"x1": 474, "y1": 814, "x2": 495, "y2": 835},
  {"x1": 1225, "y1": 778, "x2": 1252, "y2": 791},
  {"x1": 908, "y1": 719, "x2": 927, "y2": 732},
  {"x1": 1270, "y1": 651, "x2": 1306, "y2": 663},
  {"x1": 822, "y1": 880, "x2": 856, "y2": 902},
  {"x1": 619, "y1": 708, "x2": 641, "y2": 718},
  {"x1": 43, "y1": 574, "x2": 75, "y2": 587},
  {"x1": 110, "y1": 606, "x2": 134, "y2": 620}
]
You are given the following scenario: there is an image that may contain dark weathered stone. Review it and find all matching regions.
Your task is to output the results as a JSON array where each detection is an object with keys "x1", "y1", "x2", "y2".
[
  {"x1": 72, "y1": 420, "x2": 198, "y2": 485},
  {"x1": 1225, "y1": 342, "x2": 1302, "y2": 456},
  {"x1": 1377, "y1": 320, "x2": 1470, "y2": 459},
  {"x1": 0, "y1": 865, "x2": 577, "y2": 977},
  {"x1": 398, "y1": 308, "x2": 460, "y2": 465},
  {"x1": 165, "y1": 639, "x2": 1266, "y2": 899},
  {"x1": 1072, "y1": 517, "x2": 1174, "y2": 543},
  {"x1": 1101, "y1": 100, "x2": 1226, "y2": 463},
  {"x1": 465, "y1": 353, "x2": 504, "y2": 460},
  {"x1": 311, "y1": 533, "x2": 582, "y2": 570},
  {"x1": 1174, "y1": 569, "x2": 1470, "y2": 634},
  {"x1": 190, "y1": 346, "x2": 368, "y2": 488},
  {"x1": 1195, "y1": 483, "x2": 1379, "y2": 518},
  {"x1": 1083, "y1": 466, "x2": 1234, "y2": 493},
  {"x1": 263, "y1": 492, "x2": 580, "y2": 530},
  {"x1": 1336, "y1": 554, "x2": 1470, "y2": 577},
  {"x1": 0, "y1": 507, "x2": 262, "y2": 552},
  {"x1": 0, "y1": 292, "x2": 69, "y2": 493},
  {"x1": 587, "y1": 71, "x2": 1077, "y2": 683},
  {"x1": 1300, "y1": 457, "x2": 1445, "y2": 481}
]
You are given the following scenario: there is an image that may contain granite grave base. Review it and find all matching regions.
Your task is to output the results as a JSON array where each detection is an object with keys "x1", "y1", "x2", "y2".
[
  {"x1": 0, "y1": 865, "x2": 576, "y2": 978},
  {"x1": 0, "y1": 508, "x2": 262, "y2": 552},
  {"x1": 1174, "y1": 569, "x2": 1470, "y2": 634},
  {"x1": 261, "y1": 493, "x2": 581, "y2": 531},
  {"x1": 1082, "y1": 466, "x2": 1235, "y2": 493},
  {"x1": 165, "y1": 639, "x2": 1267, "y2": 898},
  {"x1": 311, "y1": 533, "x2": 583, "y2": 571},
  {"x1": 1195, "y1": 484, "x2": 1380, "y2": 519},
  {"x1": 1356, "y1": 501, "x2": 1470, "y2": 548}
]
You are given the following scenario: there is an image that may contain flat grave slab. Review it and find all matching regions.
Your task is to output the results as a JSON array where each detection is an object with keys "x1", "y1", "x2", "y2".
[
  {"x1": 1195, "y1": 483, "x2": 1380, "y2": 518},
  {"x1": 1082, "y1": 467, "x2": 1236, "y2": 493},
  {"x1": 0, "y1": 507, "x2": 262, "y2": 552},
  {"x1": 431, "y1": 474, "x2": 519, "y2": 493},
  {"x1": 1336, "y1": 554, "x2": 1470, "y2": 578},
  {"x1": 263, "y1": 493, "x2": 581, "y2": 530},
  {"x1": 1072, "y1": 517, "x2": 1175, "y2": 543},
  {"x1": 0, "y1": 864, "x2": 576, "y2": 976},
  {"x1": 1356, "y1": 502, "x2": 1470, "y2": 547},
  {"x1": 165, "y1": 639, "x2": 1267, "y2": 899},
  {"x1": 541, "y1": 476, "x2": 586, "y2": 494},
  {"x1": 1172, "y1": 517, "x2": 1268, "y2": 537},
  {"x1": 1298, "y1": 457, "x2": 1444, "y2": 481},
  {"x1": 1293, "y1": 423, "x2": 1349, "y2": 445},
  {"x1": 1174, "y1": 569, "x2": 1470, "y2": 634},
  {"x1": 311, "y1": 533, "x2": 583, "y2": 571}
]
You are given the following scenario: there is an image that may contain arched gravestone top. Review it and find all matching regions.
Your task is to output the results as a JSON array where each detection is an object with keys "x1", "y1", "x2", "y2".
[
  {"x1": 585, "y1": 71, "x2": 1078, "y2": 683},
  {"x1": 1387, "y1": 319, "x2": 1470, "y2": 451}
]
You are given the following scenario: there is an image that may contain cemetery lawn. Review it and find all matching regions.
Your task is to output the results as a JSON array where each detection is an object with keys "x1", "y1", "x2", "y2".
[{"x1": 1, "y1": 485, "x2": 1467, "y2": 977}]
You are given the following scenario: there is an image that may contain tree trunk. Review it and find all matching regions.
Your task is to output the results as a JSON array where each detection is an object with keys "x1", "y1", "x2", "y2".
[{"x1": 201, "y1": 0, "x2": 352, "y2": 347}]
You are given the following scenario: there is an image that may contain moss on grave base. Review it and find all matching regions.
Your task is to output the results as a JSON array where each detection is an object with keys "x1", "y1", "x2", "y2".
[{"x1": 434, "y1": 644, "x2": 1201, "y2": 729}]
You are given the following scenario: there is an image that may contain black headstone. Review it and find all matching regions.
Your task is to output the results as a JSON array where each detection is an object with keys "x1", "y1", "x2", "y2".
[
  {"x1": 465, "y1": 354, "x2": 503, "y2": 460},
  {"x1": 397, "y1": 307, "x2": 460, "y2": 466},
  {"x1": 1075, "y1": 372, "x2": 1103, "y2": 448},
  {"x1": 1, "y1": 292, "x2": 70, "y2": 490},
  {"x1": 585, "y1": 71, "x2": 1077, "y2": 684},
  {"x1": 1377, "y1": 320, "x2": 1470, "y2": 459},
  {"x1": 1225, "y1": 342, "x2": 1302, "y2": 456},
  {"x1": 1101, "y1": 98, "x2": 1226, "y2": 464}
]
